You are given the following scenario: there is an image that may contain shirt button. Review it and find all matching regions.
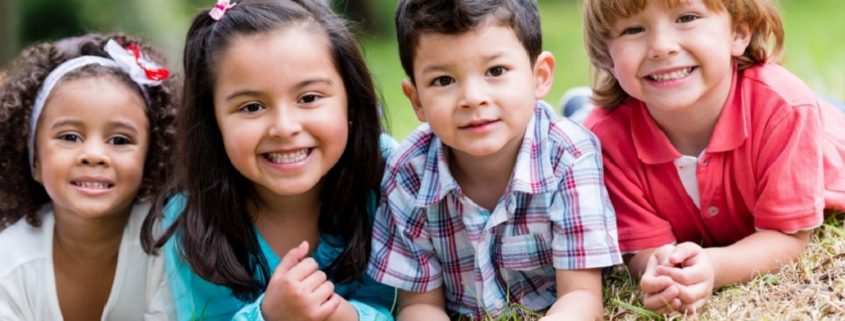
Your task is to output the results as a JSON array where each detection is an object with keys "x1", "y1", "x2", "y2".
[{"x1": 707, "y1": 206, "x2": 719, "y2": 217}]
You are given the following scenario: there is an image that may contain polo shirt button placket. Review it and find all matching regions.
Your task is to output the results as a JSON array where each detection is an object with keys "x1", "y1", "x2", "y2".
[{"x1": 707, "y1": 206, "x2": 719, "y2": 217}]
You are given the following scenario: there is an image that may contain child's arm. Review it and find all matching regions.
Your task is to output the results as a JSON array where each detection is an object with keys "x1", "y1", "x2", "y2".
[
  {"x1": 658, "y1": 230, "x2": 810, "y2": 312},
  {"x1": 541, "y1": 269, "x2": 604, "y2": 321},
  {"x1": 326, "y1": 274, "x2": 396, "y2": 321},
  {"x1": 396, "y1": 288, "x2": 449, "y2": 321}
]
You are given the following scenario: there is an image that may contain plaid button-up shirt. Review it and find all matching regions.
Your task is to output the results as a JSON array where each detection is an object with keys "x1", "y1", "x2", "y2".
[{"x1": 368, "y1": 102, "x2": 622, "y2": 318}]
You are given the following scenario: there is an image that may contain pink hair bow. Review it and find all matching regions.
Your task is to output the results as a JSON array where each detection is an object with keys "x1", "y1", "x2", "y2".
[{"x1": 210, "y1": 0, "x2": 237, "y2": 21}]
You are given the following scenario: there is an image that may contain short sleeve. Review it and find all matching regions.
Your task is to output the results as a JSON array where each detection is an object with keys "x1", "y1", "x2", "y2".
[
  {"x1": 752, "y1": 104, "x2": 825, "y2": 231},
  {"x1": 367, "y1": 167, "x2": 443, "y2": 293},
  {"x1": 587, "y1": 120, "x2": 676, "y2": 253},
  {"x1": 549, "y1": 135, "x2": 622, "y2": 268}
]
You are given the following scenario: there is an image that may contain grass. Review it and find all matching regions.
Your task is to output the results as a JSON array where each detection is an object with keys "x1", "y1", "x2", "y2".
[
  {"x1": 602, "y1": 213, "x2": 845, "y2": 321},
  {"x1": 456, "y1": 213, "x2": 845, "y2": 321},
  {"x1": 362, "y1": 0, "x2": 845, "y2": 140}
]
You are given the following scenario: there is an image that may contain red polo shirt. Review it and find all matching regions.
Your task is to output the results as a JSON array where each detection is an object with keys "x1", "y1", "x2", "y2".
[{"x1": 586, "y1": 64, "x2": 845, "y2": 252}]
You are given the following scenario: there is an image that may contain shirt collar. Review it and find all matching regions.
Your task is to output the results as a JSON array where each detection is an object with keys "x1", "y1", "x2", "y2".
[
  {"x1": 631, "y1": 66, "x2": 746, "y2": 164},
  {"x1": 414, "y1": 102, "x2": 557, "y2": 207}
]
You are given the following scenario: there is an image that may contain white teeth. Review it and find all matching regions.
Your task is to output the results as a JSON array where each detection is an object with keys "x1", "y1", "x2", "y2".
[
  {"x1": 649, "y1": 67, "x2": 692, "y2": 81},
  {"x1": 267, "y1": 149, "x2": 309, "y2": 164},
  {"x1": 74, "y1": 181, "x2": 110, "y2": 189}
]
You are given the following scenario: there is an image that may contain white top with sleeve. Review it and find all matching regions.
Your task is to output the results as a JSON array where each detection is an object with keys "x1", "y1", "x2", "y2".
[{"x1": 0, "y1": 202, "x2": 174, "y2": 320}]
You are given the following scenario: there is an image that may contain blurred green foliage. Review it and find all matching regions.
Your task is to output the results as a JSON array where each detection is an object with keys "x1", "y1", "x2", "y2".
[{"x1": 1, "y1": 0, "x2": 842, "y2": 140}]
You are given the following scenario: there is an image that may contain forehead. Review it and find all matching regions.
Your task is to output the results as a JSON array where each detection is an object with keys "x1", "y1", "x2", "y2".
[
  {"x1": 599, "y1": 0, "x2": 725, "y2": 24},
  {"x1": 212, "y1": 26, "x2": 340, "y2": 90},
  {"x1": 412, "y1": 22, "x2": 526, "y2": 69},
  {"x1": 40, "y1": 76, "x2": 148, "y2": 128}
]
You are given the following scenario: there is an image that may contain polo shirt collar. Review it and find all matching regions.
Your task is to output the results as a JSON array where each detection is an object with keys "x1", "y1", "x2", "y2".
[
  {"x1": 706, "y1": 66, "x2": 747, "y2": 153},
  {"x1": 631, "y1": 66, "x2": 746, "y2": 164}
]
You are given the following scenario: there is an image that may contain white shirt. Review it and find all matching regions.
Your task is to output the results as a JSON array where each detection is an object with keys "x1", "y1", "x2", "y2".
[{"x1": 0, "y1": 202, "x2": 174, "y2": 320}]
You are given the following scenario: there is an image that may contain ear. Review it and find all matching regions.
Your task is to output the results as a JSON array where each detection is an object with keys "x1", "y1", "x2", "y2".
[
  {"x1": 532, "y1": 51, "x2": 556, "y2": 99},
  {"x1": 731, "y1": 23, "x2": 752, "y2": 57},
  {"x1": 32, "y1": 160, "x2": 42, "y2": 184},
  {"x1": 402, "y1": 79, "x2": 427, "y2": 122}
]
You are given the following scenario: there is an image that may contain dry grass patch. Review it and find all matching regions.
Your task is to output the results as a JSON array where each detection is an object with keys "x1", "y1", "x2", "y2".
[{"x1": 604, "y1": 213, "x2": 845, "y2": 321}]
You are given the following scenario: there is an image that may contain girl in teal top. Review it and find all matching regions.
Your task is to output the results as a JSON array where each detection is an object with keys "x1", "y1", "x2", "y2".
[{"x1": 141, "y1": 0, "x2": 396, "y2": 320}]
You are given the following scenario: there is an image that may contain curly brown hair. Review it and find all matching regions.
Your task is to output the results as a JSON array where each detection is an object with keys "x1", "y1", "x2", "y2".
[{"x1": 0, "y1": 33, "x2": 178, "y2": 230}]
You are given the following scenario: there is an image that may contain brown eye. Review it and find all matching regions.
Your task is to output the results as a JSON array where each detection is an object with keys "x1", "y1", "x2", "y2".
[
  {"x1": 487, "y1": 66, "x2": 506, "y2": 77},
  {"x1": 58, "y1": 133, "x2": 81, "y2": 142},
  {"x1": 239, "y1": 103, "x2": 264, "y2": 113},
  {"x1": 431, "y1": 76, "x2": 454, "y2": 87}
]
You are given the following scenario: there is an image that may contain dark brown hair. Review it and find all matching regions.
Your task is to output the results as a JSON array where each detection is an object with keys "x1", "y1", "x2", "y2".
[
  {"x1": 0, "y1": 33, "x2": 177, "y2": 230},
  {"x1": 395, "y1": 0, "x2": 543, "y2": 83},
  {"x1": 140, "y1": 0, "x2": 386, "y2": 301},
  {"x1": 583, "y1": 0, "x2": 784, "y2": 108}
]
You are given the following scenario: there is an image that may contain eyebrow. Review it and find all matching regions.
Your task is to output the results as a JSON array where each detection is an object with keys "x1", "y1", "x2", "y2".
[
  {"x1": 420, "y1": 52, "x2": 507, "y2": 75},
  {"x1": 224, "y1": 78, "x2": 334, "y2": 102},
  {"x1": 49, "y1": 119, "x2": 140, "y2": 135}
]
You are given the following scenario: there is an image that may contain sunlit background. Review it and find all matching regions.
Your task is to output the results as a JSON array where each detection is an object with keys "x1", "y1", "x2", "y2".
[{"x1": 1, "y1": 0, "x2": 842, "y2": 139}]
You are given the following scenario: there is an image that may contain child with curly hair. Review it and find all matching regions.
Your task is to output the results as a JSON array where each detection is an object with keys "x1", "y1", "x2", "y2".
[{"x1": 0, "y1": 33, "x2": 178, "y2": 320}]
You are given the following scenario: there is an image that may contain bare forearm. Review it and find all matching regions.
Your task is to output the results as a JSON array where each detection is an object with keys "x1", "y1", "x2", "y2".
[
  {"x1": 542, "y1": 289, "x2": 602, "y2": 321},
  {"x1": 397, "y1": 304, "x2": 450, "y2": 321},
  {"x1": 397, "y1": 289, "x2": 449, "y2": 321},
  {"x1": 707, "y1": 230, "x2": 810, "y2": 288}
]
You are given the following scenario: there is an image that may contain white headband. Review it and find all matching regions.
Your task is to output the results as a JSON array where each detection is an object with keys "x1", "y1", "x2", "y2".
[{"x1": 27, "y1": 39, "x2": 169, "y2": 170}]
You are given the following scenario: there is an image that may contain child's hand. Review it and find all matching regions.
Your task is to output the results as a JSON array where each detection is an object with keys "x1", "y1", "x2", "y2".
[
  {"x1": 261, "y1": 241, "x2": 341, "y2": 321},
  {"x1": 640, "y1": 244, "x2": 682, "y2": 313},
  {"x1": 655, "y1": 242, "x2": 714, "y2": 313}
]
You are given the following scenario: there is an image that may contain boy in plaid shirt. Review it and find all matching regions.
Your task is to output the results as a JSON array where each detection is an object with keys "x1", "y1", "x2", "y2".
[{"x1": 368, "y1": 1, "x2": 622, "y2": 320}]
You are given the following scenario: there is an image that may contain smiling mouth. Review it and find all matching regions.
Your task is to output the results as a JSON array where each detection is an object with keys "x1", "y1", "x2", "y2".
[
  {"x1": 647, "y1": 67, "x2": 695, "y2": 82},
  {"x1": 265, "y1": 148, "x2": 311, "y2": 164},
  {"x1": 71, "y1": 181, "x2": 114, "y2": 189}
]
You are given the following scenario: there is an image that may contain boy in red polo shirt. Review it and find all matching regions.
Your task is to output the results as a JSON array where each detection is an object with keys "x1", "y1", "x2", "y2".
[{"x1": 581, "y1": 0, "x2": 845, "y2": 314}]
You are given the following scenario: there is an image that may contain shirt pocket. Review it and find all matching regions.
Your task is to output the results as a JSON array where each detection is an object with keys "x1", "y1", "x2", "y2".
[{"x1": 495, "y1": 233, "x2": 553, "y2": 271}]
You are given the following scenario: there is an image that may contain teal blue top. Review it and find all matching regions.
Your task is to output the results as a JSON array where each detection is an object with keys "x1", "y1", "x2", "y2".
[{"x1": 162, "y1": 134, "x2": 397, "y2": 321}]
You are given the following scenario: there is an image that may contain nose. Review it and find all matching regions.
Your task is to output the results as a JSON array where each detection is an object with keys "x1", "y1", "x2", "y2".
[
  {"x1": 647, "y1": 25, "x2": 680, "y2": 59},
  {"x1": 458, "y1": 78, "x2": 490, "y2": 109},
  {"x1": 77, "y1": 142, "x2": 109, "y2": 167},
  {"x1": 268, "y1": 105, "x2": 302, "y2": 138}
]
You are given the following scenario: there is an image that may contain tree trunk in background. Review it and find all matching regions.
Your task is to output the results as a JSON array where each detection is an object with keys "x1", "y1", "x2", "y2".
[{"x1": 1, "y1": 0, "x2": 21, "y2": 68}]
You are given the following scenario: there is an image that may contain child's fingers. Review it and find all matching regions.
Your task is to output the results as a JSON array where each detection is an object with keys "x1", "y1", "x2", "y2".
[
  {"x1": 642, "y1": 285, "x2": 680, "y2": 312},
  {"x1": 668, "y1": 242, "x2": 701, "y2": 266},
  {"x1": 656, "y1": 261, "x2": 711, "y2": 286},
  {"x1": 276, "y1": 241, "x2": 310, "y2": 275},
  {"x1": 300, "y1": 268, "x2": 329, "y2": 293},
  {"x1": 640, "y1": 273, "x2": 674, "y2": 294},
  {"x1": 314, "y1": 293, "x2": 341, "y2": 320},
  {"x1": 653, "y1": 244, "x2": 677, "y2": 266},
  {"x1": 676, "y1": 282, "x2": 711, "y2": 305},
  {"x1": 284, "y1": 257, "x2": 321, "y2": 282},
  {"x1": 312, "y1": 280, "x2": 337, "y2": 308}
]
